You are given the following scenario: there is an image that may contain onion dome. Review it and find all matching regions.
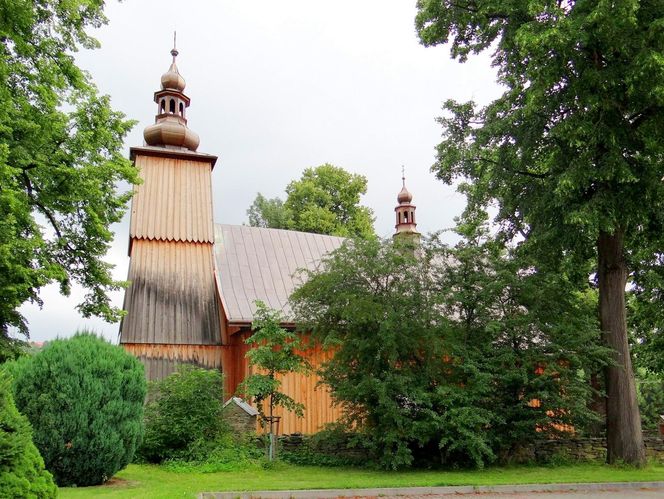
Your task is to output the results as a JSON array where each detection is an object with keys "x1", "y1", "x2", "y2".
[
  {"x1": 144, "y1": 118, "x2": 200, "y2": 151},
  {"x1": 143, "y1": 40, "x2": 199, "y2": 151},
  {"x1": 161, "y1": 48, "x2": 186, "y2": 91},
  {"x1": 397, "y1": 185, "x2": 412, "y2": 204}
]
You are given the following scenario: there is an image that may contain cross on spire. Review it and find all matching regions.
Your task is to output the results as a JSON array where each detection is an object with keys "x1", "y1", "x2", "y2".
[{"x1": 401, "y1": 165, "x2": 405, "y2": 187}]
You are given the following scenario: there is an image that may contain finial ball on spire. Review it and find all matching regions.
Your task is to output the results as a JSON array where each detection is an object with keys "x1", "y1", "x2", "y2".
[{"x1": 161, "y1": 35, "x2": 185, "y2": 92}]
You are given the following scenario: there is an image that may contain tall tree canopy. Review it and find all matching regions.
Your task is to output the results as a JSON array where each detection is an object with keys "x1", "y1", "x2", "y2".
[
  {"x1": 246, "y1": 193, "x2": 291, "y2": 230},
  {"x1": 415, "y1": 0, "x2": 664, "y2": 465},
  {"x1": 0, "y1": 0, "x2": 137, "y2": 352},
  {"x1": 246, "y1": 163, "x2": 375, "y2": 238}
]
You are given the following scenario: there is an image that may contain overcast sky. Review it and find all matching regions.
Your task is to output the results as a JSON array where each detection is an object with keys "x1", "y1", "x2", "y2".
[{"x1": 19, "y1": 0, "x2": 502, "y2": 343}]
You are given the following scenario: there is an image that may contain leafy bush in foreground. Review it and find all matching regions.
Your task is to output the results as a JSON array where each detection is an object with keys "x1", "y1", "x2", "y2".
[
  {"x1": 0, "y1": 373, "x2": 56, "y2": 498},
  {"x1": 9, "y1": 333, "x2": 146, "y2": 486},
  {"x1": 292, "y1": 227, "x2": 606, "y2": 469},
  {"x1": 138, "y1": 365, "x2": 227, "y2": 463}
]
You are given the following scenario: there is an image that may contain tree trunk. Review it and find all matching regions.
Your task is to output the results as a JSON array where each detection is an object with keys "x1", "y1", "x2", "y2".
[{"x1": 597, "y1": 230, "x2": 646, "y2": 466}]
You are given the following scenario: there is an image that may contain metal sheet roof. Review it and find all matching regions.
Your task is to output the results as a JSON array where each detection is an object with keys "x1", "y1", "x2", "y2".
[
  {"x1": 214, "y1": 224, "x2": 345, "y2": 323},
  {"x1": 223, "y1": 397, "x2": 259, "y2": 416}
]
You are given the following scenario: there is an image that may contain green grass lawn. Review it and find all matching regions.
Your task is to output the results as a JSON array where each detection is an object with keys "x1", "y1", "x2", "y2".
[{"x1": 59, "y1": 462, "x2": 664, "y2": 499}]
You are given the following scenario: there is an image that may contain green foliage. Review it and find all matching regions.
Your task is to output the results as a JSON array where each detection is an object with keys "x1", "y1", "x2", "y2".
[
  {"x1": 247, "y1": 193, "x2": 291, "y2": 229},
  {"x1": 247, "y1": 164, "x2": 375, "y2": 238},
  {"x1": 629, "y1": 254, "x2": 664, "y2": 374},
  {"x1": 280, "y1": 426, "x2": 371, "y2": 468},
  {"x1": 0, "y1": 372, "x2": 56, "y2": 498},
  {"x1": 8, "y1": 333, "x2": 146, "y2": 486},
  {"x1": 161, "y1": 433, "x2": 264, "y2": 473},
  {"x1": 0, "y1": 338, "x2": 27, "y2": 364},
  {"x1": 415, "y1": 0, "x2": 662, "y2": 465},
  {"x1": 292, "y1": 224, "x2": 606, "y2": 469},
  {"x1": 0, "y1": 0, "x2": 138, "y2": 342},
  {"x1": 440, "y1": 211, "x2": 608, "y2": 453},
  {"x1": 284, "y1": 164, "x2": 375, "y2": 238},
  {"x1": 238, "y1": 302, "x2": 310, "y2": 421},
  {"x1": 139, "y1": 365, "x2": 226, "y2": 464},
  {"x1": 292, "y1": 237, "x2": 472, "y2": 469},
  {"x1": 636, "y1": 372, "x2": 664, "y2": 431}
]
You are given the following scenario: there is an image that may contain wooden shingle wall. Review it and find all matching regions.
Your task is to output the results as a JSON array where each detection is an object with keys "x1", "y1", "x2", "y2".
[
  {"x1": 120, "y1": 150, "x2": 221, "y2": 380},
  {"x1": 130, "y1": 155, "x2": 214, "y2": 243},
  {"x1": 121, "y1": 239, "x2": 220, "y2": 344}
]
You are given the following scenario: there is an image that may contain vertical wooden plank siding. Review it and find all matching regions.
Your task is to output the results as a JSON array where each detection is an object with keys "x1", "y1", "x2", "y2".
[
  {"x1": 221, "y1": 332, "x2": 251, "y2": 400},
  {"x1": 130, "y1": 155, "x2": 214, "y2": 243},
  {"x1": 121, "y1": 343, "x2": 223, "y2": 381},
  {"x1": 121, "y1": 239, "x2": 221, "y2": 344},
  {"x1": 222, "y1": 332, "x2": 343, "y2": 434},
  {"x1": 270, "y1": 343, "x2": 342, "y2": 434}
]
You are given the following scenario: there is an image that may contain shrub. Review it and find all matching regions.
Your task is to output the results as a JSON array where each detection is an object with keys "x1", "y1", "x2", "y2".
[
  {"x1": 9, "y1": 333, "x2": 146, "y2": 486},
  {"x1": 162, "y1": 433, "x2": 264, "y2": 473},
  {"x1": 637, "y1": 373, "x2": 664, "y2": 431},
  {"x1": 0, "y1": 373, "x2": 57, "y2": 498},
  {"x1": 138, "y1": 365, "x2": 226, "y2": 463},
  {"x1": 280, "y1": 427, "x2": 371, "y2": 467}
]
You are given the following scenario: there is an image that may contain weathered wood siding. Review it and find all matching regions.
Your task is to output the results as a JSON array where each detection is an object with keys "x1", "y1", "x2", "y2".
[
  {"x1": 130, "y1": 154, "x2": 214, "y2": 243},
  {"x1": 123, "y1": 344, "x2": 222, "y2": 381},
  {"x1": 221, "y1": 332, "x2": 250, "y2": 400},
  {"x1": 223, "y1": 332, "x2": 342, "y2": 434},
  {"x1": 120, "y1": 150, "x2": 220, "y2": 350},
  {"x1": 120, "y1": 239, "x2": 220, "y2": 344}
]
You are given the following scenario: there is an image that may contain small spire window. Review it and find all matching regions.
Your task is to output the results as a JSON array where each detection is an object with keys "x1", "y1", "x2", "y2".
[
  {"x1": 403, "y1": 212, "x2": 408, "y2": 223},
  {"x1": 160, "y1": 99, "x2": 165, "y2": 113},
  {"x1": 179, "y1": 102, "x2": 184, "y2": 116},
  {"x1": 169, "y1": 98, "x2": 176, "y2": 113}
]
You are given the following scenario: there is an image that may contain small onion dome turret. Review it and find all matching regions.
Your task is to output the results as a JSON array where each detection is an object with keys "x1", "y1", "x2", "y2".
[
  {"x1": 397, "y1": 185, "x2": 412, "y2": 204},
  {"x1": 161, "y1": 49, "x2": 186, "y2": 91},
  {"x1": 143, "y1": 44, "x2": 199, "y2": 152}
]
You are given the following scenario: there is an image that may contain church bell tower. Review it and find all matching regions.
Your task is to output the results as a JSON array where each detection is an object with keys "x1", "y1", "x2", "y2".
[
  {"x1": 120, "y1": 43, "x2": 223, "y2": 379},
  {"x1": 393, "y1": 171, "x2": 420, "y2": 245}
]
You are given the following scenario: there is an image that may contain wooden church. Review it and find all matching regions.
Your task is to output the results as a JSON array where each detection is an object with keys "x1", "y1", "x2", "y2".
[{"x1": 119, "y1": 47, "x2": 420, "y2": 434}]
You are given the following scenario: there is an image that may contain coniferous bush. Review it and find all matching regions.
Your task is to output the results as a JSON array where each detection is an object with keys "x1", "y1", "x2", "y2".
[
  {"x1": 9, "y1": 333, "x2": 146, "y2": 486},
  {"x1": 0, "y1": 373, "x2": 57, "y2": 498}
]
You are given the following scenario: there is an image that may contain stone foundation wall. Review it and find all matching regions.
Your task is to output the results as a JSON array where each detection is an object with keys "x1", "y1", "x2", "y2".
[
  {"x1": 533, "y1": 436, "x2": 664, "y2": 463},
  {"x1": 278, "y1": 433, "x2": 369, "y2": 463},
  {"x1": 276, "y1": 432, "x2": 664, "y2": 464}
]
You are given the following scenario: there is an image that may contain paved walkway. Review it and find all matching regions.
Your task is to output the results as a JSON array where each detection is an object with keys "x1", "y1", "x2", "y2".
[{"x1": 199, "y1": 481, "x2": 664, "y2": 499}]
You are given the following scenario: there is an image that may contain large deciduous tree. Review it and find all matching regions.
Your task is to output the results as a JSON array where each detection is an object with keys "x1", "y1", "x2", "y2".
[
  {"x1": 246, "y1": 193, "x2": 291, "y2": 230},
  {"x1": 415, "y1": 0, "x2": 664, "y2": 466},
  {"x1": 292, "y1": 229, "x2": 604, "y2": 469},
  {"x1": 246, "y1": 163, "x2": 375, "y2": 238},
  {"x1": 0, "y1": 0, "x2": 138, "y2": 354}
]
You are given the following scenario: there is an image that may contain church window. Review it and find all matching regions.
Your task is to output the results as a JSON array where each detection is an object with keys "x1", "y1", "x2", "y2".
[
  {"x1": 179, "y1": 102, "x2": 184, "y2": 116},
  {"x1": 169, "y1": 98, "x2": 176, "y2": 113},
  {"x1": 160, "y1": 99, "x2": 165, "y2": 113}
]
